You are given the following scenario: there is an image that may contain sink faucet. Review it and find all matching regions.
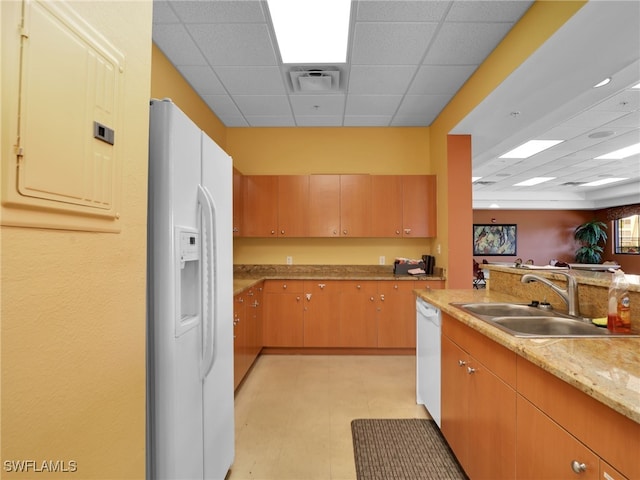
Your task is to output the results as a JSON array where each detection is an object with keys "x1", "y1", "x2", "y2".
[{"x1": 521, "y1": 272, "x2": 580, "y2": 317}]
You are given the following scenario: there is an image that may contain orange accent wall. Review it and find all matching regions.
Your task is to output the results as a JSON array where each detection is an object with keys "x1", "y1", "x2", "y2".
[{"x1": 473, "y1": 210, "x2": 594, "y2": 265}]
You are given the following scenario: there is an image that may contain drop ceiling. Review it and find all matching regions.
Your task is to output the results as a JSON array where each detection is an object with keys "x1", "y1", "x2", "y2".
[{"x1": 152, "y1": 0, "x2": 640, "y2": 210}]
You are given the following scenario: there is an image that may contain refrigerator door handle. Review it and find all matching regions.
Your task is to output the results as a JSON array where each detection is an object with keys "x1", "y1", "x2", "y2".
[{"x1": 197, "y1": 185, "x2": 218, "y2": 380}]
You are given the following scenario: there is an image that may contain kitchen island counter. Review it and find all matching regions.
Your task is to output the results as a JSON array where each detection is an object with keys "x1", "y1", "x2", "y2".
[{"x1": 415, "y1": 287, "x2": 640, "y2": 424}]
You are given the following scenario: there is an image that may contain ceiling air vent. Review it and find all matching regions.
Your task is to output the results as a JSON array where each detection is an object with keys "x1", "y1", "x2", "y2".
[
  {"x1": 561, "y1": 181, "x2": 586, "y2": 187},
  {"x1": 475, "y1": 181, "x2": 496, "y2": 186},
  {"x1": 289, "y1": 68, "x2": 341, "y2": 93}
]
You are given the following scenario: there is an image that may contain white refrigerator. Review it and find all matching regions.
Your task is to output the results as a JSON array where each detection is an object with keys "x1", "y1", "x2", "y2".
[{"x1": 147, "y1": 99, "x2": 234, "y2": 479}]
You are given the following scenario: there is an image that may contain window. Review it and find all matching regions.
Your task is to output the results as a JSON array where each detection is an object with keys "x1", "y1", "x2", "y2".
[{"x1": 615, "y1": 214, "x2": 640, "y2": 254}]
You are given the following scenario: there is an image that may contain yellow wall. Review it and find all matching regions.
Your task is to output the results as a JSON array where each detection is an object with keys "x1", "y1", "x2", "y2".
[
  {"x1": 228, "y1": 126, "x2": 435, "y2": 265},
  {"x1": 1, "y1": 1, "x2": 152, "y2": 478}
]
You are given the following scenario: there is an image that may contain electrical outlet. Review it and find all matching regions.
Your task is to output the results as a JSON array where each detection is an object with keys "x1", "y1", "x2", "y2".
[
  {"x1": 286, "y1": 256, "x2": 293, "y2": 265},
  {"x1": 379, "y1": 256, "x2": 385, "y2": 265}
]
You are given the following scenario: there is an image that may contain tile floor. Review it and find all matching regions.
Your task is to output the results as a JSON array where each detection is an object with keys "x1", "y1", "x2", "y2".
[{"x1": 229, "y1": 354, "x2": 430, "y2": 480}]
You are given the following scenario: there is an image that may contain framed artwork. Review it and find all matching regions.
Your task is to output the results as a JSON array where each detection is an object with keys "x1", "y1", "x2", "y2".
[{"x1": 473, "y1": 224, "x2": 517, "y2": 256}]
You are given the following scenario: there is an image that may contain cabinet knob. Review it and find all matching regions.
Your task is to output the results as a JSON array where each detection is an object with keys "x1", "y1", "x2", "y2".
[
  {"x1": 281, "y1": 229, "x2": 285, "y2": 235},
  {"x1": 404, "y1": 228, "x2": 412, "y2": 235},
  {"x1": 282, "y1": 284, "x2": 287, "y2": 289},
  {"x1": 370, "y1": 296, "x2": 375, "y2": 302},
  {"x1": 296, "y1": 296, "x2": 301, "y2": 302},
  {"x1": 271, "y1": 230, "x2": 276, "y2": 235},
  {"x1": 306, "y1": 293, "x2": 312, "y2": 301},
  {"x1": 380, "y1": 294, "x2": 385, "y2": 301},
  {"x1": 395, "y1": 230, "x2": 401, "y2": 235},
  {"x1": 318, "y1": 283, "x2": 325, "y2": 289},
  {"x1": 333, "y1": 229, "x2": 338, "y2": 235},
  {"x1": 343, "y1": 229, "x2": 348, "y2": 235},
  {"x1": 394, "y1": 284, "x2": 398, "y2": 290},
  {"x1": 458, "y1": 360, "x2": 466, "y2": 367},
  {"x1": 356, "y1": 284, "x2": 361, "y2": 289},
  {"x1": 467, "y1": 366, "x2": 476, "y2": 374},
  {"x1": 571, "y1": 461, "x2": 587, "y2": 474}
]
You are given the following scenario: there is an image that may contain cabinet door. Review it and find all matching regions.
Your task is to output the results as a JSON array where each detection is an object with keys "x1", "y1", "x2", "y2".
[
  {"x1": 441, "y1": 335, "x2": 470, "y2": 469},
  {"x1": 371, "y1": 175, "x2": 403, "y2": 237},
  {"x1": 242, "y1": 175, "x2": 278, "y2": 237},
  {"x1": 402, "y1": 175, "x2": 436, "y2": 237},
  {"x1": 245, "y1": 283, "x2": 263, "y2": 365},
  {"x1": 466, "y1": 356, "x2": 516, "y2": 480},
  {"x1": 340, "y1": 175, "x2": 371, "y2": 237},
  {"x1": 516, "y1": 395, "x2": 598, "y2": 480},
  {"x1": 233, "y1": 168, "x2": 243, "y2": 236},
  {"x1": 263, "y1": 281, "x2": 304, "y2": 347},
  {"x1": 303, "y1": 281, "x2": 341, "y2": 347},
  {"x1": 377, "y1": 282, "x2": 417, "y2": 348},
  {"x1": 308, "y1": 175, "x2": 340, "y2": 237},
  {"x1": 278, "y1": 175, "x2": 308, "y2": 237},
  {"x1": 338, "y1": 281, "x2": 377, "y2": 347},
  {"x1": 601, "y1": 460, "x2": 629, "y2": 480},
  {"x1": 233, "y1": 292, "x2": 247, "y2": 389}
]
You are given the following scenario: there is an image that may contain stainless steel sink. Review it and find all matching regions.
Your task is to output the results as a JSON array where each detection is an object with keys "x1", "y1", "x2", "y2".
[
  {"x1": 459, "y1": 303, "x2": 561, "y2": 318},
  {"x1": 451, "y1": 302, "x2": 638, "y2": 338}
]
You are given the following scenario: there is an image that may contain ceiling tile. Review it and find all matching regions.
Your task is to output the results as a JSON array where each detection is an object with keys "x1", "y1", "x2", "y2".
[
  {"x1": 170, "y1": 0, "x2": 266, "y2": 23},
  {"x1": 290, "y1": 95, "x2": 346, "y2": 116},
  {"x1": 346, "y1": 95, "x2": 403, "y2": 115},
  {"x1": 423, "y1": 22, "x2": 513, "y2": 65},
  {"x1": 355, "y1": 1, "x2": 451, "y2": 22},
  {"x1": 202, "y1": 95, "x2": 242, "y2": 116},
  {"x1": 348, "y1": 66, "x2": 417, "y2": 94},
  {"x1": 295, "y1": 116, "x2": 344, "y2": 127},
  {"x1": 409, "y1": 65, "x2": 477, "y2": 95},
  {"x1": 351, "y1": 22, "x2": 438, "y2": 65},
  {"x1": 218, "y1": 115, "x2": 249, "y2": 127},
  {"x1": 396, "y1": 94, "x2": 451, "y2": 118},
  {"x1": 215, "y1": 67, "x2": 286, "y2": 95},
  {"x1": 177, "y1": 66, "x2": 227, "y2": 95},
  {"x1": 187, "y1": 24, "x2": 278, "y2": 66},
  {"x1": 445, "y1": 1, "x2": 534, "y2": 22},
  {"x1": 152, "y1": 1, "x2": 180, "y2": 23},
  {"x1": 152, "y1": 24, "x2": 208, "y2": 65},
  {"x1": 233, "y1": 95, "x2": 292, "y2": 116}
]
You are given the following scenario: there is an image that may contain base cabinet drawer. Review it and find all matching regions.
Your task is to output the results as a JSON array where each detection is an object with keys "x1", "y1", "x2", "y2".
[{"x1": 516, "y1": 395, "x2": 599, "y2": 480}]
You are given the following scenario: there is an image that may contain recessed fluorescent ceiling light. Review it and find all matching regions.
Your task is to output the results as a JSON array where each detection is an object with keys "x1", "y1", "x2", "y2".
[
  {"x1": 633, "y1": 82, "x2": 640, "y2": 89},
  {"x1": 499, "y1": 140, "x2": 563, "y2": 159},
  {"x1": 595, "y1": 142, "x2": 640, "y2": 160},
  {"x1": 268, "y1": 0, "x2": 351, "y2": 63},
  {"x1": 593, "y1": 77, "x2": 611, "y2": 88},
  {"x1": 514, "y1": 177, "x2": 555, "y2": 186},
  {"x1": 582, "y1": 178, "x2": 628, "y2": 187},
  {"x1": 472, "y1": 177, "x2": 482, "y2": 182}
]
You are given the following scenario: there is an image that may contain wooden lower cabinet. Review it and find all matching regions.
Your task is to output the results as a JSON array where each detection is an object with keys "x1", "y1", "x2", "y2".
[
  {"x1": 233, "y1": 283, "x2": 264, "y2": 389},
  {"x1": 338, "y1": 281, "x2": 377, "y2": 347},
  {"x1": 303, "y1": 280, "x2": 341, "y2": 347},
  {"x1": 441, "y1": 314, "x2": 517, "y2": 480},
  {"x1": 516, "y1": 357, "x2": 638, "y2": 479},
  {"x1": 377, "y1": 281, "x2": 418, "y2": 348},
  {"x1": 516, "y1": 395, "x2": 599, "y2": 480},
  {"x1": 263, "y1": 280, "x2": 305, "y2": 347}
]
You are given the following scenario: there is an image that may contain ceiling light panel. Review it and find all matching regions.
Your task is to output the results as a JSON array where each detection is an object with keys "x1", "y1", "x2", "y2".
[
  {"x1": 582, "y1": 178, "x2": 629, "y2": 187},
  {"x1": 500, "y1": 140, "x2": 564, "y2": 159},
  {"x1": 595, "y1": 142, "x2": 640, "y2": 159},
  {"x1": 267, "y1": 0, "x2": 351, "y2": 63},
  {"x1": 513, "y1": 177, "x2": 556, "y2": 186}
]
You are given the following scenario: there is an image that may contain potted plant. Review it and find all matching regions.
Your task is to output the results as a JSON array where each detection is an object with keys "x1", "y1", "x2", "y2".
[{"x1": 574, "y1": 220, "x2": 608, "y2": 264}]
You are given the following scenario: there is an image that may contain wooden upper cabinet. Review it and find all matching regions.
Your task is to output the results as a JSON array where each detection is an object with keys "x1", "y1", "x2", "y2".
[
  {"x1": 371, "y1": 175, "x2": 403, "y2": 237},
  {"x1": 308, "y1": 175, "x2": 340, "y2": 237},
  {"x1": 402, "y1": 175, "x2": 436, "y2": 237},
  {"x1": 278, "y1": 175, "x2": 308, "y2": 237},
  {"x1": 232, "y1": 168, "x2": 243, "y2": 236},
  {"x1": 340, "y1": 175, "x2": 371, "y2": 237},
  {"x1": 242, "y1": 175, "x2": 278, "y2": 237}
]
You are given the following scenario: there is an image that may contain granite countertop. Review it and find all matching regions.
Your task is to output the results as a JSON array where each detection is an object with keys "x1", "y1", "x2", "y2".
[
  {"x1": 415, "y1": 287, "x2": 640, "y2": 424},
  {"x1": 233, "y1": 264, "x2": 445, "y2": 295},
  {"x1": 485, "y1": 265, "x2": 640, "y2": 292}
]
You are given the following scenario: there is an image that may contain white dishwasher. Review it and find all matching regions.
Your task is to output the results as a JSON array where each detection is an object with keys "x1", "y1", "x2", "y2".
[{"x1": 416, "y1": 297, "x2": 441, "y2": 427}]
